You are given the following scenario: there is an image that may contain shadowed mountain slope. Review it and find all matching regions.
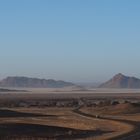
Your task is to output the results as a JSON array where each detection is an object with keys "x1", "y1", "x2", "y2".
[
  {"x1": 99, "y1": 73, "x2": 140, "y2": 88},
  {"x1": 0, "y1": 76, "x2": 75, "y2": 88}
]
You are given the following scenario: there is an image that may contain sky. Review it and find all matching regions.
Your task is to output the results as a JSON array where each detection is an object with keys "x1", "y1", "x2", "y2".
[{"x1": 0, "y1": 0, "x2": 140, "y2": 83}]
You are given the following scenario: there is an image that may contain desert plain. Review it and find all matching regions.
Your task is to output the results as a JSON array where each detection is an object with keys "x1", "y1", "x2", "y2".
[{"x1": 0, "y1": 88, "x2": 140, "y2": 140}]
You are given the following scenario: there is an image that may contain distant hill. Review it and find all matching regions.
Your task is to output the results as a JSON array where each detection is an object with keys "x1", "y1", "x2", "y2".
[
  {"x1": 0, "y1": 76, "x2": 75, "y2": 88},
  {"x1": 99, "y1": 73, "x2": 140, "y2": 88}
]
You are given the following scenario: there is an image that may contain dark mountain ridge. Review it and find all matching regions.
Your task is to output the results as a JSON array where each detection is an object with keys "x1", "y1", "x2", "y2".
[
  {"x1": 0, "y1": 76, "x2": 75, "y2": 88},
  {"x1": 99, "y1": 73, "x2": 140, "y2": 88}
]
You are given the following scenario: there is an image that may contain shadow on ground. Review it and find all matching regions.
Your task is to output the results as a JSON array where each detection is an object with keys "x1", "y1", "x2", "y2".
[
  {"x1": 0, "y1": 109, "x2": 54, "y2": 117},
  {"x1": 0, "y1": 123, "x2": 112, "y2": 140}
]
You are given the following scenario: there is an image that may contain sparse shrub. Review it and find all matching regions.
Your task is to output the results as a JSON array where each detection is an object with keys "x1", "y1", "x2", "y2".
[{"x1": 111, "y1": 100, "x2": 120, "y2": 105}]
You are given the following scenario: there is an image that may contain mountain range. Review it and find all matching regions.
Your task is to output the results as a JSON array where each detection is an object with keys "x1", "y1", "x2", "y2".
[
  {"x1": 1, "y1": 74, "x2": 140, "y2": 89},
  {"x1": 99, "y1": 73, "x2": 140, "y2": 88},
  {"x1": 0, "y1": 76, "x2": 75, "y2": 88}
]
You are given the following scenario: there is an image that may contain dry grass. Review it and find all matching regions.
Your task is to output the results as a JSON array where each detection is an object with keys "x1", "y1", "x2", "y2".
[
  {"x1": 80, "y1": 107, "x2": 134, "y2": 140},
  {"x1": 0, "y1": 107, "x2": 134, "y2": 140},
  {"x1": 0, "y1": 90, "x2": 140, "y2": 139},
  {"x1": 81, "y1": 103, "x2": 140, "y2": 116}
]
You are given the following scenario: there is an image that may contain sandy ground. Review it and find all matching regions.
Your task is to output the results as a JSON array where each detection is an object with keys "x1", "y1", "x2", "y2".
[
  {"x1": 0, "y1": 107, "x2": 133, "y2": 140},
  {"x1": 0, "y1": 88, "x2": 140, "y2": 139}
]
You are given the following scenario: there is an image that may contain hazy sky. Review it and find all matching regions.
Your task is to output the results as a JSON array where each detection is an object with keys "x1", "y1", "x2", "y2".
[{"x1": 0, "y1": 0, "x2": 140, "y2": 83}]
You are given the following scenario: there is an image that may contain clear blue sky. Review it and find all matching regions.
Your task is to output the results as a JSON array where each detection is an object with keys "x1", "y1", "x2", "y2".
[{"x1": 0, "y1": 0, "x2": 140, "y2": 83}]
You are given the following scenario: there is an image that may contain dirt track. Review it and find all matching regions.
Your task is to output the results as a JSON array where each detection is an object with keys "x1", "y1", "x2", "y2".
[
  {"x1": 73, "y1": 108, "x2": 140, "y2": 140},
  {"x1": 112, "y1": 121, "x2": 140, "y2": 140}
]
